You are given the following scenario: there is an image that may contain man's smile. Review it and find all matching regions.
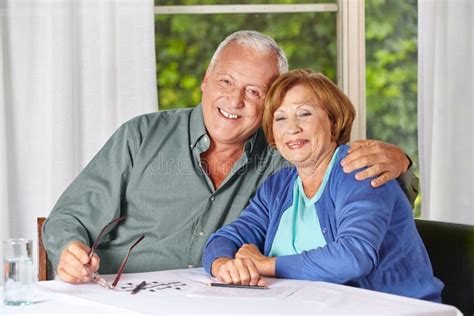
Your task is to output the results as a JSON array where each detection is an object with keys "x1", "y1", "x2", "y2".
[{"x1": 219, "y1": 108, "x2": 240, "y2": 120}]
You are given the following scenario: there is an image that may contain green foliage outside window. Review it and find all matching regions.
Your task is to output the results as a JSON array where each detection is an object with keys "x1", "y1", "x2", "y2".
[
  {"x1": 365, "y1": 0, "x2": 419, "y2": 216},
  {"x1": 155, "y1": 10, "x2": 336, "y2": 110}
]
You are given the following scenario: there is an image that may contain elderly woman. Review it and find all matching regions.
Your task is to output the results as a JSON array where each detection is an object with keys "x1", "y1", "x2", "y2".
[{"x1": 202, "y1": 69, "x2": 443, "y2": 302}]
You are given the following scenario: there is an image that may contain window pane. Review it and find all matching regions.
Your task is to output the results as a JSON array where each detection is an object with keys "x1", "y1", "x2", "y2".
[
  {"x1": 365, "y1": 0, "x2": 419, "y2": 214},
  {"x1": 155, "y1": 12, "x2": 336, "y2": 110}
]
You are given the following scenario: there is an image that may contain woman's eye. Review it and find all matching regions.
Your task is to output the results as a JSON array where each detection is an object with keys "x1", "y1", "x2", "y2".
[
  {"x1": 298, "y1": 111, "x2": 311, "y2": 117},
  {"x1": 220, "y1": 79, "x2": 231, "y2": 85},
  {"x1": 274, "y1": 116, "x2": 286, "y2": 122}
]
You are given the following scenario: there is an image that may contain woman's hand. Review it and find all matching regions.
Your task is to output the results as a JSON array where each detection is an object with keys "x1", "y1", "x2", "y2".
[
  {"x1": 211, "y1": 257, "x2": 266, "y2": 286},
  {"x1": 235, "y1": 244, "x2": 276, "y2": 277}
]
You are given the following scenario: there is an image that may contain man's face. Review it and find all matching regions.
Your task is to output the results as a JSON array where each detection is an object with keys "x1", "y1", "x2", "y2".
[{"x1": 201, "y1": 43, "x2": 280, "y2": 147}]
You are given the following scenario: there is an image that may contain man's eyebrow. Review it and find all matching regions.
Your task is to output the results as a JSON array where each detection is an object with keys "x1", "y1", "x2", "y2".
[
  {"x1": 216, "y1": 71, "x2": 267, "y2": 90},
  {"x1": 248, "y1": 81, "x2": 271, "y2": 91},
  {"x1": 248, "y1": 84, "x2": 267, "y2": 92},
  {"x1": 216, "y1": 71, "x2": 233, "y2": 78}
]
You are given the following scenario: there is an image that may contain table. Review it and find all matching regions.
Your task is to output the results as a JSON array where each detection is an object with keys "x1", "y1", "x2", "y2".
[{"x1": 1, "y1": 268, "x2": 461, "y2": 315}]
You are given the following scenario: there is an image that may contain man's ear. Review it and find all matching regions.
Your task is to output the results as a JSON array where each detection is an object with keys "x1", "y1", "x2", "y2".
[{"x1": 201, "y1": 67, "x2": 211, "y2": 92}]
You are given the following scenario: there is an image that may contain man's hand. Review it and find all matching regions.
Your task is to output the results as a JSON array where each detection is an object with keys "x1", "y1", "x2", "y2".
[
  {"x1": 211, "y1": 257, "x2": 266, "y2": 286},
  {"x1": 341, "y1": 140, "x2": 410, "y2": 187},
  {"x1": 57, "y1": 241, "x2": 100, "y2": 284},
  {"x1": 235, "y1": 244, "x2": 275, "y2": 277}
]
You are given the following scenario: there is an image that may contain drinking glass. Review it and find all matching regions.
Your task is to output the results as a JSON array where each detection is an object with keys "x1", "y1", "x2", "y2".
[{"x1": 3, "y1": 239, "x2": 34, "y2": 306}]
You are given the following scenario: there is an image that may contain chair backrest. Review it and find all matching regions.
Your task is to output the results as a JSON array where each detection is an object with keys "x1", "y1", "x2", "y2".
[
  {"x1": 415, "y1": 219, "x2": 474, "y2": 315},
  {"x1": 37, "y1": 217, "x2": 54, "y2": 281}
]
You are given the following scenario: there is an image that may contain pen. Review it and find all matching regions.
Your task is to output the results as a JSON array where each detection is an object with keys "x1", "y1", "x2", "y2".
[
  {"x1": 131, "y1": 281, "x2": 147, "y2": 294},
  {"x1": 209, "y1": 282, "x2": 268, "y2": 290}
]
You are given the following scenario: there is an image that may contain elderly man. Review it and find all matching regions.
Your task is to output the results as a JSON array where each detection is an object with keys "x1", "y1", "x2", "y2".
[{"x1": 43, "y1": 31, "x2": 416, "y2": 284}]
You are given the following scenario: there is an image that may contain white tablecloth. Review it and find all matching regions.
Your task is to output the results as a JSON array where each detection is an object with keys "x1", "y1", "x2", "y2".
[{"x1": 1, "y1": 268, "x2": 461, "y2": 315}]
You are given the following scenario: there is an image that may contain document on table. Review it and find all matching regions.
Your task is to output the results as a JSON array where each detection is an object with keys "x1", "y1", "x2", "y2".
[
  {"x1": 125, "y1": 269, "x2": 300, "y2": 299},
  {"x1": 36, "y1": 269, "x2": 299, "y2": 307},
  {"x1": 187, "y1": 285, "x2": 298, "y2": 299}
]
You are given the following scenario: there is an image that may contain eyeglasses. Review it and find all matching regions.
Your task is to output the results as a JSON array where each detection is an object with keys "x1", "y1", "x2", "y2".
[{"x1": 86, "y1": 216, "x2": 145, "y2": 289}]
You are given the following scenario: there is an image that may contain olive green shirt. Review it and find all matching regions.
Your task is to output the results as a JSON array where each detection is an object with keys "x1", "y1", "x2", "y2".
[{"x1": 43, "y1": 104, "x2": 419, "y2": 274}]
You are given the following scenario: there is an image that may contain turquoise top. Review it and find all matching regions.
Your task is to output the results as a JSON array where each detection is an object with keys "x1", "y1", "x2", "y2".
[{"x1": 269, "y1": 147, "x2": 340, "y2": 256}]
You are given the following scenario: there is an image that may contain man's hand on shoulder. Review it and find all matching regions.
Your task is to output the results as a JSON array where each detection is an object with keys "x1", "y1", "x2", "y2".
[
  {"x1": 341, "y1": 140, "x2": 410, "y2": 187},
  {"x1": 57, "y1": 240, "x2": 100, "y2": 284}
]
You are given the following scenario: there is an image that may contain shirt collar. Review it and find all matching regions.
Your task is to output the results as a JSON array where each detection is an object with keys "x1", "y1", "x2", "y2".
[
  {"x1": 244, "y1": 129, "x2": 260, "y2": 157},
  {"x1": 189, "y1": 104, "x2": 208, "y2": 149}
]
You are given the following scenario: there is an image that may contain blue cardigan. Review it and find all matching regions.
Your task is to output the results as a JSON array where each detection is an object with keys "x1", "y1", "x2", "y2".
[{"x1": 203, "y1": 145, "x2": 443, "y2": 302}]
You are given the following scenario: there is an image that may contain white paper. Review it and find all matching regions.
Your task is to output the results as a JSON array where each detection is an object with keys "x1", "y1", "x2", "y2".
[
  {"x1": 185, "y1": 284, "x2": 298, "y2": 299},
  {"x1": 111, "y1": 271, "x2": 298, "y2": 300}
]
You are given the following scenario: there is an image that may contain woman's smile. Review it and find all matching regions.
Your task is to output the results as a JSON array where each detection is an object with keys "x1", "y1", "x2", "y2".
[{"x1": 285, "y1": 139, "x2": 308, "y2": 150}]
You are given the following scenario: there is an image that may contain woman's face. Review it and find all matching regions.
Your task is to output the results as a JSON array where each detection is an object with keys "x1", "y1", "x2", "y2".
[{"x1": 272, "y1": 84, "x2": 336, "y2": 169}]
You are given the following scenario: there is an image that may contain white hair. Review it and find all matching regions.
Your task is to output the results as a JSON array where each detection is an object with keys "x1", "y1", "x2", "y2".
[{"x1": 209, "y1": 30, "x2": 288, "y2": 74}]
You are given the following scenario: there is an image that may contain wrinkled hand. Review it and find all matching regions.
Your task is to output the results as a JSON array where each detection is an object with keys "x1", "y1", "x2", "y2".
[
  {"x1": 57, "y1": 241, "x2": 100, "y2": 284},
  {"x1": 235, "y1": 244, "x2": 275, "y2": 277},
  {"x1": 341, "y1": 140, "x2": 410, "y2": 187},
  {"x1": 211, "y1": 257, "x2": 266, "y2": 286}
]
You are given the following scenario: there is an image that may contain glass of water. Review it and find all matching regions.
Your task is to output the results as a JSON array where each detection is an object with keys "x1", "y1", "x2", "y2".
[{"x1": 3, "y1": 239, "x2": 34, "y2": 306}]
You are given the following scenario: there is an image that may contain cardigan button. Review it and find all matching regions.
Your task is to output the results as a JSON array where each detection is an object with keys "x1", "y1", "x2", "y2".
[{"x1": 322, "y1": 227, "x2": 328, "y2": 233}]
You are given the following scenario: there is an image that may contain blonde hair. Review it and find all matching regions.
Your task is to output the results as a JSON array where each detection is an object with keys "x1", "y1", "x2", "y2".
[{"x1": 263, "y1": 69, "x2": 355, "y2": 147}]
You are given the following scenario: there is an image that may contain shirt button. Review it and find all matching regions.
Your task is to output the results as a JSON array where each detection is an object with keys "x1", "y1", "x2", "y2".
[
  {"x1": 198, "y1": 231, "x2": 204, "y2": 236},
  {"x1": 187, "y1": 263, "x2": 193, "y2": 268},
  {"x1": 322, "y1": 227, "x2": 328, "y2": 233},
  {"x1": 203, "y1": 136, "x2": 208, "y2": 143},
  {"x1": 210, "y1": 196, "x2": 215, "y2": 202}
]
